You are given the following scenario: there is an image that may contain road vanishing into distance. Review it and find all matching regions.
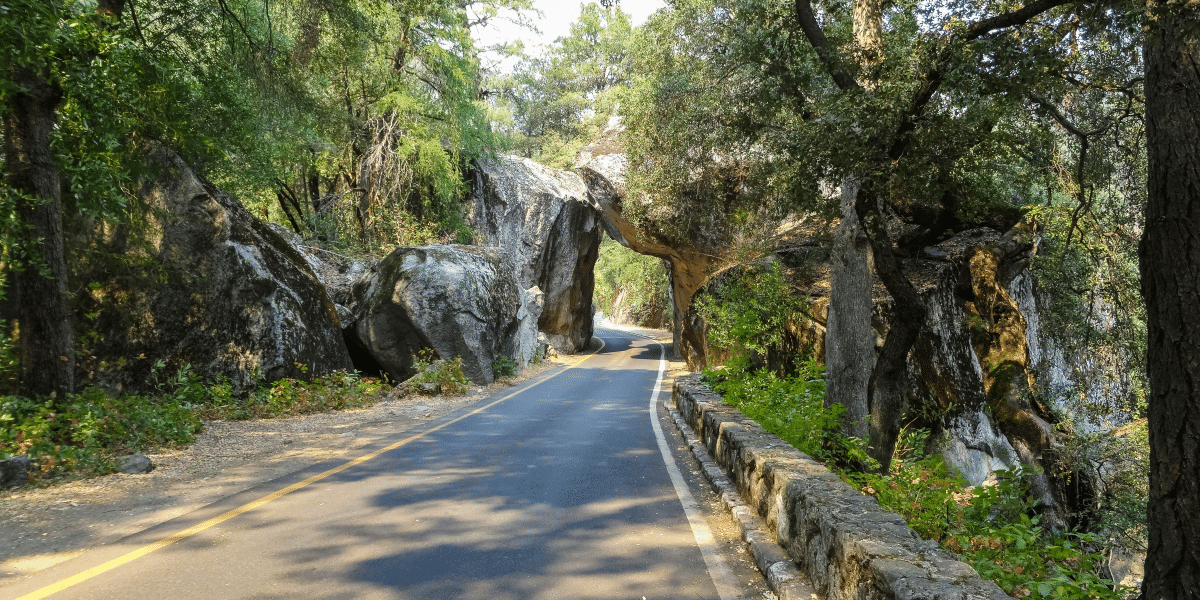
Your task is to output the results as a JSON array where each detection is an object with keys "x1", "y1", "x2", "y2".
[{"x1": 3, "y1": 326, "x2": 769, "y2": 600}]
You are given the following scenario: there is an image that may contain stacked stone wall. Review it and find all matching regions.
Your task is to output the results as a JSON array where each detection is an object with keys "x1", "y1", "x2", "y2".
[{"x1": 673, "y1": 374, "x2": 1008, "y2": 600}]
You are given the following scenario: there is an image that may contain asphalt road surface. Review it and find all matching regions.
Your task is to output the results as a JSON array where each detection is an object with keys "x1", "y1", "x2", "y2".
[{"x1": 4, "y1": 326, "x2": 767, "y2": 600}]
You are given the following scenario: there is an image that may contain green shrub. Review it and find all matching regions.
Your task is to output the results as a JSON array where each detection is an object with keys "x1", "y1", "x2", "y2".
[
  {"x1": 0, "y1": 364, "x2": 387, "y2": 483},
  {"x1": 697, "y1": 261, "x2": 806, "y2": 358},
  {"x1": 0, "y1": 388, "x2": 202, "y2": 479},
  {"x1": 407, "y1": 349, "x2": 470, "y2": 394},
  {"x1": 702, "y1": 355, "x2": 848, "y2": 462},
  {"x1": 0, "y1": 319, "x2": 17, "y2": 396},
  {"x1": 492, "y1": 355, "x2": 518, "y2": 379},
  {"x1": 851, "y1": 435, "x2": 1135, "y2": 599},
  {"x1": 232, "y1": 367, "x2": 386, "y2": 420}
]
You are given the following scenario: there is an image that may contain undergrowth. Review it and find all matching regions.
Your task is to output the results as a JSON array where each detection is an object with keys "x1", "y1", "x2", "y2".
[
  {"x1": 695, "y1": 259, "x2": 1135, "y2": 598},
  {"x1": 1, "y1": 363, "x2": 387, "y2": 484},
  {"x1": 851, "y1": 436, "x2": 1135, "y2": 599},
  {"x1": 407, "y1": 349, "x2": 471, "y2": 395},
  {"x1": 704, "y1": 360, "x2": 1135, "y2": 598}
]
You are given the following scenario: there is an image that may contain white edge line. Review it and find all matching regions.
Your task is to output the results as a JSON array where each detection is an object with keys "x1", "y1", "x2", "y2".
[{"x1": 632, "y1": 329, "x2": 742, "y2": 600}]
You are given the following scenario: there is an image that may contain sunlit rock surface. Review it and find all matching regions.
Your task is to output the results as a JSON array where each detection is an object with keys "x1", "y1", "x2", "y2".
[
  {"x1": 574, "y1": 116, "x2": 725, "y2": 365},
  {"x1": 349, "y1": 244, "x2": 537, "y2": 385},
  {"x1": 468, "y1": 156, "x2": 601, "y2": 353}
]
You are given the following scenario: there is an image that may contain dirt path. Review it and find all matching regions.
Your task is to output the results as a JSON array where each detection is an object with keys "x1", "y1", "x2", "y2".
[{"x1": 0, "y1": 360, "x2": 567, "y2": 586}]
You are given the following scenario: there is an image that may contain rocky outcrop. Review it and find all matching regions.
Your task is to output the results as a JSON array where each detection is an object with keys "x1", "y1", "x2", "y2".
[
  {"x1": 348, "y1": 244, "x2": 539, "y2": 385},
  {"x1": 574, "y1": 116, "x2": 724, "y2": 364},
  {"x1": 69, "y1": 145, "x2": 353, "y2": 393},
  {"x1": 269, "y1": 224, "x2": 370, "y2": 312},
  {"x1": 681, "y1": 222, "x2": 1077, "y2": 522},
  {"x1": 467, "y1": 157, "x2": 601, "y2": 353}
]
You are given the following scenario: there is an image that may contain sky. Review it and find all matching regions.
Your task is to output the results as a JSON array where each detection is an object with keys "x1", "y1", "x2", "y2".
[{"x1": 472, "y1": 0, "x2": 666, "y2": 71}]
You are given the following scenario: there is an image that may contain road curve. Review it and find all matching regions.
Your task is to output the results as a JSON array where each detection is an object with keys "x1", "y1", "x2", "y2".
[{"x1": 4, "y1": 327, "x2": 739, "y2": 600}]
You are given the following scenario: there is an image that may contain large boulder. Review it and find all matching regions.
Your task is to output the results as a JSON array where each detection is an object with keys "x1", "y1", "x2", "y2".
[
  {"x1": 70, "y1": 145, "x2": 353, "y2": 393},
  {"x1": 467, "y1": 156, "x2": 602, "y2": 352},
  {"x1": 574, "y1": 116, "x2": 727, "y2": 364},
  {"x1": 349, "y1": 244, "x2": 540, "y2": 385}
]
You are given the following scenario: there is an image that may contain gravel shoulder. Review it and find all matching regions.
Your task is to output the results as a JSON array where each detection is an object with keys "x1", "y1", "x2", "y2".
[{"x1": 0, "y1": 359, "x2": 569, "y2": 586}]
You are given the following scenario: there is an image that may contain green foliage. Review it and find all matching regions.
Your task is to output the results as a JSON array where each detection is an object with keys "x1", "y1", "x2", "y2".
[
  {"x1": 0, "y1": 389, "x2": 202, "y2": 478},
  {"x1": 499, "y1": 2, "x2": 634, "y2": 166},
  {"x1": 491, "y1": 355, "x2": 518, "y2": 379},
  {"x1": 0, "y1": 363, "x2": 387, "y2": 483},
  {"x1": 850, "y1": 430, "x2": 966, "y2": 541},
  {"x1": 851, "y1": 437, "x2": 1135, "y2": 599},
  {"x1": 1056, "y1": 419, "x2": 1150, "y2": 553},
  {"x1": 2, "y1": 0, "x2": 530, "y2": 270},
  {"x1": 209, "y1": 367, "x2": 387, "y2": 421},
  {"x1": 593, "y1": 236, "x2": 671, "y2": 327},
  {"x1": 0, "y1": 319, "x2": 17, "y2": 396},
  {"x1": 703, "y1": 355, "x2": 844, "y2": 461},
  {"x1": 1028, "y1": 201, "x2": 1147, "y2": 424},
  {"x1": 697, "y1": 261, "x2": 806, "y2": 357},
  {"x1": 408, "y1": 349, "x2": 471, "y2": 394}
]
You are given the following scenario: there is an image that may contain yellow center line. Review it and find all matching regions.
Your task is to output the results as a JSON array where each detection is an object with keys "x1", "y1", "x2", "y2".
[{"x1": 16, "y1": 339, "x2": 606, "y2": 600}]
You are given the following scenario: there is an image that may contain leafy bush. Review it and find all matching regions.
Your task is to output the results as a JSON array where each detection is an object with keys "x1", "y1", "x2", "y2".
[
  {"x1": 407, "y1": 349, "x2": 470, "y2": 394},
  {"x1": 697, "y1": 261, "x2": 807, "y2": 359},
  {"x1": 702, "y1": 355, "x2": 849, "y2": 462},
  {"x1": 0, "y1": 319, "x2": 16, "y2": 396},
  {"x1": 209, "y1": 367, "x2": 387, "y2": 421},
  {"x1": 492, "y1": 355, "x2": 518, "y2": 379},
  {"x1": 852, "y1": 435, "x2": 1135, "y2": 599},
  {"x1": 0, "y1": 363, "x2": 387, "y2": 483},
  {"x1": 0, "y1": 389, "x2": 202, "y2": 478}
]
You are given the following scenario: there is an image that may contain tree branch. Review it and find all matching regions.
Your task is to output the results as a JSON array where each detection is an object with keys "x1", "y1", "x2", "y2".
[
  {"x1": 792, "y1": 0, "x2": 862, "y2": 92},
  {"x1": 964, "y1": 0, "x2": 1077, "y2": 41},
  {"x1": 216, "y1": 0, "x2": 258, "y2": 52}
]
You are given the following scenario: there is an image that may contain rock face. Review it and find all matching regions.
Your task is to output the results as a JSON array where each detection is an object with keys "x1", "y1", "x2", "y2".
[
  {"x1": 0, "y1": 455, "x2": 31, "y2": 490},
  {"x1": 681, "y1": 222, "x2": 1079, "y2": 522},
  {"x1": 269, "y1": 224, "x2": 370, "y2": 313},
  {"x1": 348, "y1": 244, "x2": 539, "y2": 385},
  {"x1": 70, "y1": 146, "x2": 353, "y2": 393},
  {"x1": 574, "y1": 116, "x2": 726, "y2": 364},
  {"x1": 467, "y1": 156, "x2": 602, "y2": 353}
]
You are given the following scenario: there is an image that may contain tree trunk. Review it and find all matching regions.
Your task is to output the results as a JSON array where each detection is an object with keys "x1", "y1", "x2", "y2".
[
  {"x1": 1141, "y1": 9, "x2": 1200, "y2": 599},
  {"x1": 824, "y1": 178, "x2": 874, "y2": 440},
  {"x1": 856, "y1": 183, "x2": 926, "y2": 473},
  {"x1": 822, "y1": 0, "x2": 885, "y2": 444},
  {"x1": 3, "y1": 66, "x2": 74, "y2": 401},
  {"x1": 852, "y1": 0, "x2": 883, "y2": 67}
]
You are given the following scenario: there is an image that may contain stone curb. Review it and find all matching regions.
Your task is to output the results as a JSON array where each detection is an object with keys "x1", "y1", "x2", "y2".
[
  {"x1": 672, "y1": 373, "x2": 1010, "y2": 600},
  {"x1": 668, "y1": 407, "x2": 815, "y2": 600}
]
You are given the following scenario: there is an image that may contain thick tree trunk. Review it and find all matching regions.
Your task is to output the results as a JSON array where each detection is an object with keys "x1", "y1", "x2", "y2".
[
  {"x1": 824, "y1": 178, "x2": 874, "y2": 440},
  {"x1": 856, "y1": 184, "x2": 925, "y2": 473},
  {"x1": 1141, "y1": 9, "x2": 1200, "y2": 599},
  {"x1": 3, "y1": 66, "x2": 74, "y2": 401},
  {"x1": 852, "y1": 0, "x2": 882, "y2": 66}
]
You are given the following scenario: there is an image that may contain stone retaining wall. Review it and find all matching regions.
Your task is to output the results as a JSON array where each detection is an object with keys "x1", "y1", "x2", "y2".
[{"x1": 673, "y1": 373, "x2": 1008, "y2": 600}]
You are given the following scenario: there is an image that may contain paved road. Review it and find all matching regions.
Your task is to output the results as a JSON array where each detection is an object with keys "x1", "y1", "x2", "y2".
[{"x1": 4, "y1": 327, "x2": 752, "y2": 600}]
